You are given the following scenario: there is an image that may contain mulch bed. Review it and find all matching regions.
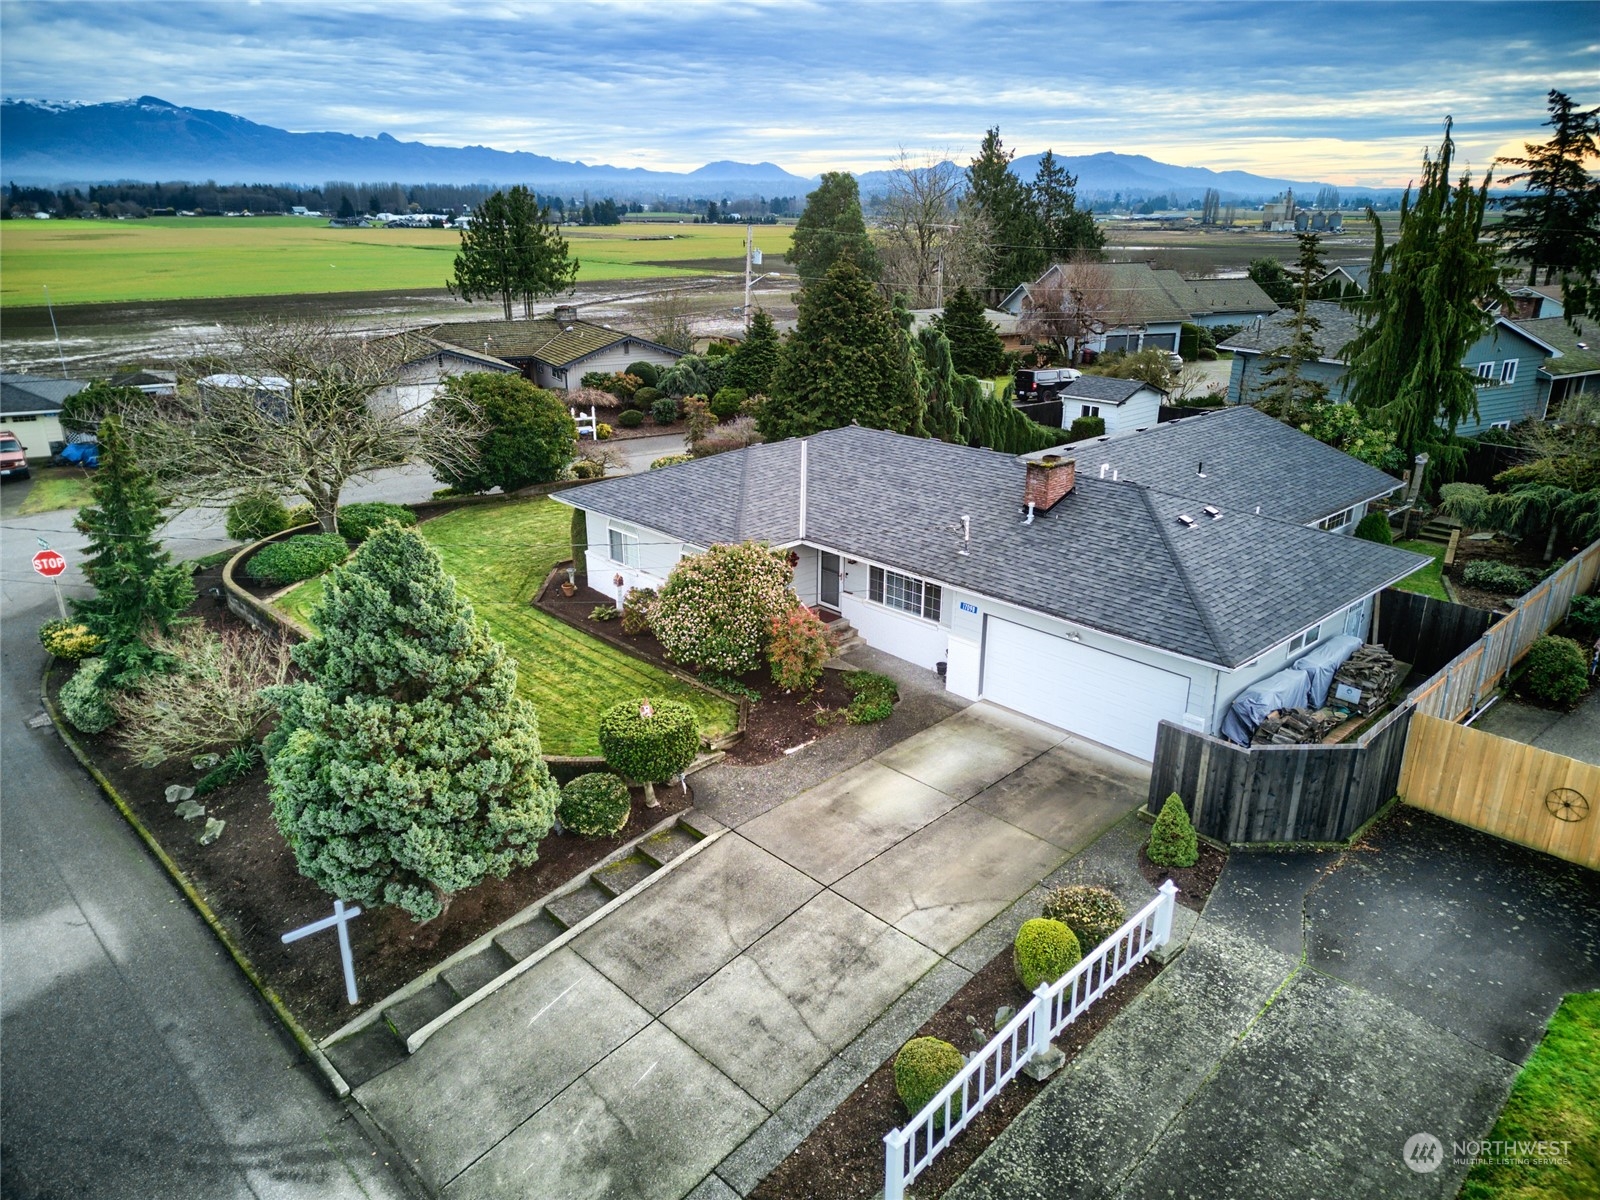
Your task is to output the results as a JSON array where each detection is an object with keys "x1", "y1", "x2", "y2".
[
  {"x1": 538, "y1": 580, "x2": 862, "y2": 765},
  {"x1": 56, "y1": 565, "x2": 691, "y2": 1037},
  {"x1": 1137, "y1": 840, "x2": 1229, "y2": 912},
  {"x1": 754, "y1": 834, "x2": 1227, "y2": 1199}
]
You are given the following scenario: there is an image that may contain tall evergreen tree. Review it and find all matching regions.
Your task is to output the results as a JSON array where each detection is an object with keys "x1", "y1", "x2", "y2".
[
  {"x1": 763, "y1": 258, "x2": 922, "y2": 439},
  {"x1": 1341, "y1": 119, "x2": 1508, "y2": 470},
  {"x1": 788, "y1": 172, "x2": 880, "y2": 285},
  {"x1": 967, "y1": 128, "x2": 1045, "y2": 295},
  {"x1": 267, "y1": 524, "x2": 558, "y2": 922},
  {"x1": 1495, "y1": 90, "x2": 1600, "y2": 321},
  {"x1": 1030, "y1": 150, "x2": 1104, "y2": 257},
  {"x1": 933, "y1": 286, "x2": 1006, "y2": 378},
  {"x1": 912, "y1": 325, "x2": 969, "y2": 445},
  {"x1": 447, "y1": 185, "x2": 578, "y2": 320},
  {"x1": 724, "y1": 308, "x2": 780, "y2": 393},
  {"x1": 1254, "y1": 232, "x2": 1331, "y2": 425},
  {"x1": 71, "y1": 415, "x2": 195, "y2": 681}
]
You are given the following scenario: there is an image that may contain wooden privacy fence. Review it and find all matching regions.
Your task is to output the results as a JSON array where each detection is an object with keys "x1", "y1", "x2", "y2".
[
  {"x1": 1373, "y1": 589, "x2": 1494, "y2": 678},
  {"x1": 1399, "y1": 714, "x2": 1600, "y2": 870}
]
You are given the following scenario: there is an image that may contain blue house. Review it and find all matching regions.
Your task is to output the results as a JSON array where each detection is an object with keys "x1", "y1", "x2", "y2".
[{"x1": 1219, "y1": 301, "x2": 1562, "y2": 434}]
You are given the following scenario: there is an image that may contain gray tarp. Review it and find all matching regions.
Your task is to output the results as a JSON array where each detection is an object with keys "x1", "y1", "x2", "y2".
[
  {"x1": 1221, "y1": 667, "x2": 1312, "y2": 746},
  {"x1": 1294, "y1": 635, "x2": 1363, "y2": 708}
]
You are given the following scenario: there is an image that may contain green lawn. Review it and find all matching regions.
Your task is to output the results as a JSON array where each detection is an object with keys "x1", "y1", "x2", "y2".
[
  {"x1": 14, "y1": 467, "x2": 94, "y2": 515},
  {"x1": 275, "y1": 498, "x2": 736, "y2": 757},
  {"x1": 1, "y1": 217, "x2": 793, "y2": 308},
  {"x1": 1393, "y1": 539, "x2": 1449, "y2": 601},
  {"x1": 1459, "y1": 992, "x2": 1599, "y2": 1200}
]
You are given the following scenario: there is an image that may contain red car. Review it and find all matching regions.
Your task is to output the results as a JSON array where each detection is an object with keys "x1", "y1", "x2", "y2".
[{"x1": 0, "y1": 430, "x2": 30, "y2": 480}]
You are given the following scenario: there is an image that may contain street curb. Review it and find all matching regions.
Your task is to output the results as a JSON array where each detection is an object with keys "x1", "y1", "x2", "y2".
[{"x1": 40, "y1": 658, "x2": 354, "y2": 1100}]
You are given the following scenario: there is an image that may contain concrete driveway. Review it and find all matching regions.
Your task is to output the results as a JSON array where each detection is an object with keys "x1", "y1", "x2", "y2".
[
  {"x1": 1471, "y1": 688, "x2": 1600, "y2": 767},
  {"x1": 351, "y1": 702, "x2": 1151, "y2": 1198}
]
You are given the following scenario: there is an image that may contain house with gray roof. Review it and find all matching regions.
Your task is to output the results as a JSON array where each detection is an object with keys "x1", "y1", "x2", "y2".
[
  {"x1": 555, "y1": 419, "x2": 1420, "y2": 759},
  {"x1": 1219, "y1": 302, "x2": 1563, "y2": 434},
  {"x1": 424, "y1": 305, "x2": 683, "y2": 392},
  {"x1": 0, "y1": 372, "x2": 89, "y2": 454},
  {"x1": 1512, "y1": 316, "x2": 1600, "y2": 418},
  {"x1": 1056, "y1": 375, "x2": 1164, "y2": 436}
]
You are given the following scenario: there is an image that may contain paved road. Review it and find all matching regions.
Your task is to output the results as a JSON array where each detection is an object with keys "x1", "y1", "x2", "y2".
[{"x1": 0, "y1": 479, "x2": 415, "y2": 1200}]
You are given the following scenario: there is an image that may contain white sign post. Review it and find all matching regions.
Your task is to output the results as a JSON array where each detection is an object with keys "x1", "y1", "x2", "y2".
[
  {"x1": 32, "y1": 542, "x2": 68, "y2": 619},
  {"x1": 282, "y1": 899, "x2": 363, "y2": 1005}
]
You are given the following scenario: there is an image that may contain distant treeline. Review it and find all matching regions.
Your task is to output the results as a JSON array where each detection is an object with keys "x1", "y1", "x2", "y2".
[{"x1": 2, "y1": 180, "x2": 801, "y2": 222}]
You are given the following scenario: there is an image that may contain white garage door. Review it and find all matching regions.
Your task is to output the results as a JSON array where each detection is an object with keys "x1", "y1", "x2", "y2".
[{"x1": 981, "y1": 618, "x2": 1191, "y2": 760}]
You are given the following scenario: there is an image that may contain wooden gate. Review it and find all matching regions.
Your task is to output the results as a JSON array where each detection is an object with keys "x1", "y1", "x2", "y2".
[{"x1": 1398, "y1": 713, "x2": 1600, "y2": 870}]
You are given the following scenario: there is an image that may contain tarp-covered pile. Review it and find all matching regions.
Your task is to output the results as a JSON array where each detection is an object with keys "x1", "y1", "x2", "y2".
[
  {"x1": 1221, "y1": 667, "x2": 1312, "y2": 746},
  {"x1": 1293, "y1": 635, "x2": 1362, "y2": 708}
]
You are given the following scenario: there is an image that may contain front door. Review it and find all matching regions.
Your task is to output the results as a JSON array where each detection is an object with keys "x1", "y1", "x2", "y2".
[{"x1": 820, "y1": 553, "x2": 841, "y2": 608}]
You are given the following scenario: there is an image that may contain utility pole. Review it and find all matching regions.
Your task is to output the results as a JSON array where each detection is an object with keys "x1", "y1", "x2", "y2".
[
  {"x1": 744, "y1": 225, "x2": 753, "y2": 329},
  {"x1": 934, "y1": 243, "x2": 945, "y2": 310}
]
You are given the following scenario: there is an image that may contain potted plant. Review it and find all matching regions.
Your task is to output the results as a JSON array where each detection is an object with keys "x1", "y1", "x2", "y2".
[{"x1": 561, "y1": 566, "x2": 577, "y2": 597}]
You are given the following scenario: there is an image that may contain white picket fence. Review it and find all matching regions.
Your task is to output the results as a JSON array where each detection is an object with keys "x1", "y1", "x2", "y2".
[{"x1": 882, "y1": 881, "x2": 1178, "y2": 1200}]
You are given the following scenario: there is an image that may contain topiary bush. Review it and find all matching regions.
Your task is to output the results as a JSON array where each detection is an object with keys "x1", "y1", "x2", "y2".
[
  {"x1": 1066, "y1": 414, "x2": 1106, "y2": 442},
  {"x1": 595, "y1": 422, "x2": 614, "y2": 441},
  {"x1": 652, "y1": 541, "x2": 795, "y2": 675},
  {"x1": 620, "y1": 587, "x2": 657, "y2": 635},
  {"x1": 768, "y1": 604, "x2": 832, "y2": 691},
  {"x1": 1042, "y1": 885, "x2": 1127, "y2": 952},
  {"x1": 1353, "y1": 511, "x2": 1394, "y2": 544},
  {"x1": 1521, "y1": 635, "x2": 1589, "y2": 706},
  {"x1": 226, "y1": 490, "x2": 291, "y2": 541},
  {"x1": 650, "y1": 454, "x2": 693, "y2": 470},
  {"x1": 1014, "y1": 918, "x2": 1082, "y2": 991},
  {"x1": 1569, "y1": 595, "x2": 1600, "y2": 640},
  {"x1": 245, "y1": 533, "x2": 350, "y2": 585},
  {"x1": 1461, "y1": 560, "x2": 1535, "y2": 595},
  {"x1": 844, "y1": 670, "x2": 898, "y2": 723},
  {"x1": 598, "y1": 697, "x2": 700, "y2": 807},
  {"x1": 336, "y1": 502, "x2": 416, "y2": 542},
  {"x1": 59, "y1": 657, "x2": 117, "y2": 734},
  {"x1": 626, "y1": 361, "x2": 661, "y2": 389},
  {"x1": 651, "y1": 396, "x2": 679, "y2": 425},
  {"x1": 558, "y1": 772, "x2": 633, "y2": 837},
  {"x1": 39, "y1": 618, "x2": 105, "y2": 661},
  {"x1": 710, "y1": 386, "x2": 748, "y2": 422},
  {"x1": 894, "y1": 1037, "x2": 965, "y2": 1124},
  {"x1": 1147, "y1": 793, "x2": 1199, "y2": 868},
  {"x1": 632, "y1": 386, "x2": 662, "y2": 410},
  {"x1": 617, "y1": 409, "x2": 646, "y2": 429}
]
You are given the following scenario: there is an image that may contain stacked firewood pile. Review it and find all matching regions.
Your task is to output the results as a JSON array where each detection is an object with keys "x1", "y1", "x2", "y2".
[
  {"x1": 1330, "y1": 645, "x2": 1400, "y2": 716},
  {"x1": 1251, "y1": 707, "x2": 1343, "y2": 745}
]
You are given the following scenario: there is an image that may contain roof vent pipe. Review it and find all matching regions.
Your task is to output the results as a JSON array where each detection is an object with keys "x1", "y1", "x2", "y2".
[
  {"x1": 960, "y1": 514, "x2": 971, "y2": 554},
  {"x1": 1023, "y1": 502, "x2": 1035, "y2": 526},
  {"x1": 1099, "y1": 463, "x2": 1110, "y2": 479}
]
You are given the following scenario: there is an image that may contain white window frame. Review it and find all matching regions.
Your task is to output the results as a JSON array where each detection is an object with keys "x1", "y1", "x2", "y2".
[
  {"x1": 868, "y1": 565, "x2": 943, "y2": 623},
  {"x1": 1499, "y1": 359, "x2": 1518, "y2": 385},
  {"x1": 1489, "y1": 420, "x2": 1511, "y2": 431},
  {"x1": 1287, "y1": 623, "x2": 1322, "y2": 654},
  {"x1": 1474, "y1": 362, "x2": 1496, "y2": 386},
  {"x1": 1080, "y1": 404, "x2": 1101, "y2": 418},
  {"x1": 1317, "y1": 507, "x2": 1355, "y2": 532},
  {"x1": 607, "y1": 523, "x2": 640, "y2": 567}
]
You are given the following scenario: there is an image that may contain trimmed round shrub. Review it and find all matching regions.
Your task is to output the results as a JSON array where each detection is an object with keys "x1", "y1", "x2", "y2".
[
  {"x1": 1353, "y1": 511, "x2": 1393, "y2": 545},
  {"x1": 652, "y1": 541, "x2": 795, "y2": 674},
  {"x1": 1147, "y1": 792, "x2": 1199, "y2": 868},
  {"x1": 245, "y1": 533, "x2": 350, "y2": 585},
  {"x1": 59, "y1": 657, "x2": 117, "y2": 734},
  {"x1": 1522, "y1": 635, "x2": 1589, "y2": 706},
  {"x1": 598, "y1": 697, "x2": 700, "y2": 805},
  {"x1": 570, "y1": 458, "x2": 607, "y2": 480},
  {"x1": 226, "y1": 491, "x2": 291, "y2": 541},
  {"x1": 626, "y1": 361, "x2": 662, "y2": 388},
  {"x1": 558, "y1": 772, "x2": 633, "y2": 837},
  {"x1": 633, "y1": 386, "x2": 662, "y2": 409},
  {"x1": 1042, "y1": 885, "x2": 1127, "y2": 951},
  {"x1": 337, "y1": 502, "x2": 416, "y2": 542},
  {"x1": 651, "y1": 396, "x2": 679, "y2": 425},
  {"x1": 39, "y1": 618, "x2": 104, "y2": 661},
  {"x1": 617, "y1": 409, "x2": 646, "y2": 429},
  {"x1": 1461, "y1": 560, "x2": 1534, "y2": 595},
  {"x1": 894, "y1": 1037, "x2": 964, "y2": 1123},
  {"x1": 650, "y1": 454, "x2": 693, "y2": 470},
  {"x1": 620, "y1": 587, "x2": 657, "y2": 635},
  {"x1": 595, "y1": 422, "x2": 614, "y2": 441},
  {"x1": 1014, "y1": 918, "x2": 1082, "y2": 991},
  {"x1": 710, "y1": 386, "x2": 747, "y2": 422}
]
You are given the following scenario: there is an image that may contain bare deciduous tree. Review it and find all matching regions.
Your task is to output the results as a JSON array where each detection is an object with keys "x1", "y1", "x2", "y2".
[
  {"x1": 640, "y1": 291, "x2": 699, "y2": 351},
  {"x1": 125, "y1": 320, "x2": 483, "y2": 532},
  {"x1": 1020, "y1": 255, "x2": 1120, "y2": 364},
  {"x1": 873, "y1": 149, "x2": 989, "y2": 307}
]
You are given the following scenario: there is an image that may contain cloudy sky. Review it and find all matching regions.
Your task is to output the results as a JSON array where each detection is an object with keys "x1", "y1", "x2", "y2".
[{"x1": 2, "y1": 0, "x2": 1596, "y2": 185}]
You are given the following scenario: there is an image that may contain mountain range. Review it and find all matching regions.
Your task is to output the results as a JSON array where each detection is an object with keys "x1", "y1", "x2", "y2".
[{"x1": 1, "y1": 96, "x2": 1336, "y2": 201}]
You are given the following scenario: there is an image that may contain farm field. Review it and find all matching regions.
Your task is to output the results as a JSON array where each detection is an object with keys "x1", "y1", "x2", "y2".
[
  {"x1": 276, "y1": 497, "x2": 738, "y2": 757},
  {"x1": 0, "y1": 216, "x2": 793, "y2": 308}
]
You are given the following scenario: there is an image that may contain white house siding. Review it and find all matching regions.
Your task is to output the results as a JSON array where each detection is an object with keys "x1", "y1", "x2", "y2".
[
  {"x1": 3, "y1": 413, "x2": 65, "y2": 456},
  {"x1": 578, "y1": 510, "x2": 692, "y2": 604},
  {"x1": 835, "y1": 558, "x2": 950, "y2": 670},
  {"x1": 1079, "y1": 388, "x2": 1162, "y2": 437},
  {"x1": 538, "y1": 340, "x2": 680, "y2": 391},
  {"x1": 373, "y1": 355, "x2": 513, "y2": 418},
  {"x1": 793, "y1": 545, "x2": 821, "y2": 607}
]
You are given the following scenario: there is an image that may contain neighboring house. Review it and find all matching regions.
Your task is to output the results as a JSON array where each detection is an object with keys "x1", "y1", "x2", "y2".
[
  {"x1": 1503, "y1": 284, "x2": 1565, "y2": 321},
  {"x1": 110, "y1": 368, "x2": 177, "y2": 397},
  {"x1": 1318, "y1": 264, "x2": 1372, "y2": 295},
  {"x1": 1220, "y1": 301, "x2": 1562, "y2": 434},
  {"x1": 428, "y1": 305, "x2": 683, "y2": 391},
  {"x1": 905, "y1": 306, "x2": 1030, "y2": 353},
  {"x1": 1514, "y1": 316, "x2": 1600, "y2": 418},
  {"x1": 0, "y1": 373, "x2": 87, "y2": 452},
  {"x1": 372, "y1": 334, "x2": 519, "y2": 416},
  {"x1": 1170, "y1": 277, "x2": 1279, "y2": 329},
  {"x1": 554, "y1": 414, "x2": 1419, "y2": 760},
  {"x1": 1057, "y1": 376, "x2": 1164, "y2": 436},
  {"x1": 997, "y1": 262, "x2": 1191, "y2": 356}
]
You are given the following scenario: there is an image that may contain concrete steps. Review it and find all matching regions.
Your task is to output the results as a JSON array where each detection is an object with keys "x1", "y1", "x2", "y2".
[
  {"x1": 1415, "y1": 517, "x2": 1460, "y2": 546},
  {"x1": 822, "y1": 613, "x2": 862, "y2": 655},
  {"x1": 323, "y1": 811, "x2": 724, "y2": 1086}
]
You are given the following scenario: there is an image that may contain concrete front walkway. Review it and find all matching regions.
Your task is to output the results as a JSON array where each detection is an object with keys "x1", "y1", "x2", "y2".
[
  {"x1": 352, "y1": 703, "x2": 1151, "y2": 1198},
  {"x1": 950, "y1": 809, "x2": 1600, "y2": 1200}
]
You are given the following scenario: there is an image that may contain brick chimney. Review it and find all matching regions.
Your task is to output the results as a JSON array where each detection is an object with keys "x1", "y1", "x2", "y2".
[
  {"x1": 553, "y1": 303, "x2": 578, "y2": 324},
  {"x1": 1022, "y1": 452, "x2": 1076, "y2": 513}
]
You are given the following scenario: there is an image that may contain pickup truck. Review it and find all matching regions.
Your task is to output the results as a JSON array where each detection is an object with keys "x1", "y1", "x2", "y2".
[{"x1": 0, "y1": 430, "x2": 30, "y2": 479}]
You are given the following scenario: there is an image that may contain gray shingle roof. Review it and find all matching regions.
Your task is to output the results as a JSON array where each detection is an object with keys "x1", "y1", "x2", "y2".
[
  {"x1": 562, "y1": 424, "x2": 1424, "y2": 668},
  {"x1": 1177, "y1": 277, "x2": 1279, "y2": 317},
  {"x1": 1218, "y1": 301, "x2": 1362, "y2": 360},
  {"x1": 1059, "y1": 376, "x2": 1160, "y2": 405},
  {"x1": 1083, "y1": 405, "x2": 1401, "y2": 523},
  {"x1": 1513, "y1": 316, "x2": 1600, "y2": 378},
  {"x1": 0, "y1": 373, "x2": 87, "y2": 415}
]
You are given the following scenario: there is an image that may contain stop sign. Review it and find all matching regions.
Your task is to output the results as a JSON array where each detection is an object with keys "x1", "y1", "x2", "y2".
[{"x1": 32, "y1": 549, "x2": 67, "y2": 577}]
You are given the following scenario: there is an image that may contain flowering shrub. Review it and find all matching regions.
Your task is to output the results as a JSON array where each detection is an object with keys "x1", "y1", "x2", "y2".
[
  {"x1": 652, "y1": 541, "x2": 795, "y2": 675},
  {"x1": 39, "y1": 619, "x2": 105, "y2": 661},
  {"x1": 768, "y1": 605, "x2": 832, "y2": 691},
  {"x1": 598, "y1": 697, "x2": 699, "y2": 806},
  {"x1": 620, "y1": 587, "x2": 657, "y2": 635}
]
